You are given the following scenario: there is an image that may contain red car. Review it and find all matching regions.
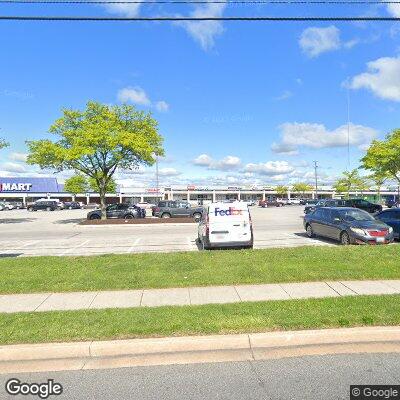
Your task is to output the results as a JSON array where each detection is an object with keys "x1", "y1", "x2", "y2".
[{"x1": 259, "y1": 199, "x2": 285, "y2": 208}]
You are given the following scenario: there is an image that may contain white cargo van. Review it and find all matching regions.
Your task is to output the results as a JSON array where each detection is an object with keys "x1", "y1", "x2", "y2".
[{"x1": 197, "y1": 201, "x2": 253, "y2": 249}]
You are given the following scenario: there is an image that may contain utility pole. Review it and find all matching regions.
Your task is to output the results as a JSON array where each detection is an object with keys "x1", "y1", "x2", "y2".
[
  {"x1": 313, "y1": 160, "x2": 318, "y2": 199},
  {"x1": 155, "y1": 154, "x2": 159, "y2": 201},
  {"x1": 346, "y1": 86, "x2": 351, "y2": 171}
]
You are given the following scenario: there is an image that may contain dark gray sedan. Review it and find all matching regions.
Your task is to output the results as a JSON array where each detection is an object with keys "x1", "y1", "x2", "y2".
[
  {"x1": 303, "y1": 207, "x2": 394, "y2": 245},
  {"x1": 87, "y1": 203, "x2": 144, "y2": 220}
]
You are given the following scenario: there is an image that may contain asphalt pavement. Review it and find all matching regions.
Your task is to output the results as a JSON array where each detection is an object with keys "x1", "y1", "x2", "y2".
[
  {"x1": 1, "y1": 353, "x2": 398, "y2": 399},
  {"x1": 0, "y1": 206, "x2": 330, "y2": 257}
]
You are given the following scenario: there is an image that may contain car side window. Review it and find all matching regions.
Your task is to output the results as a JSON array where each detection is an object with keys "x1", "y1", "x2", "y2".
[
  {"x1": 107, "y1": 204, "x2": 117, "y2": 211},
  {"x1": 158, "y1": 201, "x2": 166, "y2": 207}
]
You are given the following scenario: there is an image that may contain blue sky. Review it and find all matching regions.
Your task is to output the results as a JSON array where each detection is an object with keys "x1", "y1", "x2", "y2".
[{"x1": 1, "y1": 1, "x2": 400, "y2": 188}]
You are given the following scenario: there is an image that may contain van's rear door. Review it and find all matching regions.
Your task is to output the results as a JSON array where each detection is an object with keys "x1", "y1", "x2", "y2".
[{"x1": 208, "y1": 203, "x2": 251, "y2": 244}]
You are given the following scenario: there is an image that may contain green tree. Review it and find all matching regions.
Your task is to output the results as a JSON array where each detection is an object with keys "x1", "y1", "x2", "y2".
[
  {"x1": 64, "y1": 174, "x2": 89, "y2": 196},
  {"x1": 333, "y1": 169, "x2": 368, "y2": 199},
  {"x1": 26, "y1": 101, "x2": 164, "y2": 218},
  {"x1": 292, "y1": 182, "x2": 313, "y2": 197},
  {"x1": 88, "y1": 176, "x2": 117, "y2": 194},
  {"x1": 275, "y1": 185, "x2": 288, "y2": 198},
  {"x1": 368, "y1": 171, "x2": 389, "y2": 202},
  {"x1": 0, "y1": 138, "x2": 9, "y2": 150},
  {"x1": 362, "y1": 129, "x2": 400, "y2": 199}
]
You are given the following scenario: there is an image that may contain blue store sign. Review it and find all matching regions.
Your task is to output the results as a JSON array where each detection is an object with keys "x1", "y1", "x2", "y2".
[{"x1": 0, "y1": 177, "x2": 60, "y2": 193}]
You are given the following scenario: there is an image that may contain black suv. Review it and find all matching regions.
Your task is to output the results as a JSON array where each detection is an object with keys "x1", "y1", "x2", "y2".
[
  {"x1": 344, "y1": 198, "x2": 382, "y2": 214},
  {"x1": 87, "y1": 203, "x2": 145, "y2": 220},
  {"x1": 152, "y1": 200, "x2": 203, "y2": 220},
  {"x1": 27, "y1": 200, "x2": 59, "y2": 211},
  {"x1": 64, "y1": 201, "x2": 82, "y2": 209}
]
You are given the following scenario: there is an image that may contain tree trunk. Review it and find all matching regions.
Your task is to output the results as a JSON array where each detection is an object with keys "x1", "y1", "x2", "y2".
[{"x1": 99, "y1": 187, "x2": 107, "y2": 220}]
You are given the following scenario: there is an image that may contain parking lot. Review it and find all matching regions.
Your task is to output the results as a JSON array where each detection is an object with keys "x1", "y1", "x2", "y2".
[{"x1": 0, "y1": 206, "x2": 331, "y2": 257}]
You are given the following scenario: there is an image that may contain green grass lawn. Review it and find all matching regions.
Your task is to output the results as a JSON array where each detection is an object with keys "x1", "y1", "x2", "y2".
[
  {"x1": 1, "y1": 245, "x2": 399, "y2": 294},
  {"x1": 0, "y1": 295, "x2": 399, "y2": 345}
]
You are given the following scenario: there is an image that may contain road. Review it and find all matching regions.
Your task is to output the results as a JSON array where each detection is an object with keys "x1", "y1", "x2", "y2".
[
  {"x1": 0, "y1": 206, "x2": 331, "y2": 257},
  {"x1": 1, "y1": 353, "x2": 398, "y2": 399}
]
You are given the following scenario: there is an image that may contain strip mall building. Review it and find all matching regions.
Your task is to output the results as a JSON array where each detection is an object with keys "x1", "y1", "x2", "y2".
[{"x1": 0, "y1": 177, "x2": 398, "y2": 205}]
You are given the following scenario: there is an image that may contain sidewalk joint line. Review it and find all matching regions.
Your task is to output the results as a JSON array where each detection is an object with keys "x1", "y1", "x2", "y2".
[
  {"x1": 247, "y1": 334, "x2": 255, "y2": 361},
  {"x1": 88, "y1": 293, "x2": 99, "y2": 309},
  {"x1": 325, "y1": 282, "x2": 342, "y2": 297},
  {"x1": 139, "y1": 290, "x2": 144, "y2": 307},
  {"x1": 234, "y1": 286, "x2": 242, "y2": 302},
  {"x1": 188, "y1": 288, "x2": 192, "y2": 305},
  {"x1": 34, "y1": 293, "x2": 52, "y2": 311},
  {"x1": 339, "y1": 281, "x2": 359, "y2": 295},
  {"x1": 279, "y1": 284, "x2": 292, "y2": 299}
]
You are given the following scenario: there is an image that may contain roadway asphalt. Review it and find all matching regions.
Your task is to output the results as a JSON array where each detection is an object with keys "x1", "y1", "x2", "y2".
[
  {"x1": 1, "y1": 353, "x2": 399, "y2": 399},
  {"x1": 0, "y1": 206, "x2": 330, "y2": 257}
]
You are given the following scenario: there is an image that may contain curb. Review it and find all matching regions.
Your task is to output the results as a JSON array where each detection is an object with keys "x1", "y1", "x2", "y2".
[{"x1": 1, "y1": 326, "x2": 400, "y2": 374}]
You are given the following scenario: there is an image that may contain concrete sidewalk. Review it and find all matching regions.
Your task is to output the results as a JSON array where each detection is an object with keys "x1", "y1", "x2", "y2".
[{"x1": 0, "y1": 280, "x2": 399, "y2": 313}]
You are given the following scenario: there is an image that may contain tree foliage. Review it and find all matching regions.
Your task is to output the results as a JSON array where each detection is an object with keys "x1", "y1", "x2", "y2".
[
  {"x1": 362, "y1": 129, "x2": 400, "y2": 185},
  {"x1": 0, "y1": 139, "x2": 9, "y2": 150},
  {"x1": 333, "y1": 169, "x2": 368, "y2": 198},
  {"x1": 64, "y1": 174, "x2": 89, "y2": 195},
  {"x1": 275, "y1": 185, "x2": 288, "y2": 197},
  {"x1": 26, "y1": 101, "x2": 164, "y2": 217},
  {"x1": 292, "y1": 182, "x2": 313, "y2": 196}
]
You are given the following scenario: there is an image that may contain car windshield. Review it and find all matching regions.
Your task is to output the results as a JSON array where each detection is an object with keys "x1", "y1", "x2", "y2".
[{"x1": 339, "y1": 209, "x2": 375, "y2": 222}]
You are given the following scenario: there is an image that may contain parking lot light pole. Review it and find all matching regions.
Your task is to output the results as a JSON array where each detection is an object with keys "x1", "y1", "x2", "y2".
[{"x1": 313, "y1": 160, "x2": 318, "y2": 199}]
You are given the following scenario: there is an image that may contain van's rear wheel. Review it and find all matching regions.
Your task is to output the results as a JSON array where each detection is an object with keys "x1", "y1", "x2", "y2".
[
  {"x1": 161, "y1": 213, "x2": 171, "y2": 219},
  {"x1": 340, "y1": 231, "x2": 351, "y2": 246},
  {"x1": 306, "y1": 224, "x2": 315, "y2": 238}
]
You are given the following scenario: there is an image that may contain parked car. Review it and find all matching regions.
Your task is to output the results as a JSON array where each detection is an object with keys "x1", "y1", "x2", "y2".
[
  {"x1": 152, "y1": 200, "x2": 203, "y2": 220},
  {"x1": 2, "y1": 202, "x2": 15, "y2": 210},
  {"x1": 9, "y1": 201, "x2": 24, "y2": 209},
  {"x1": 244, "y1": 200, "x2": 256, "y2": 206},
  {"x1": 135, "y1": 201, "x2": 155, "y2": 209},
  {"x1": 301, "y1": 199, "x2": 319, "y2": 206},
  {"x1": 304, "y1": 207, "x2": 394, "y2": 245},
  {"x1": 64, "y1": 201, "x2": 82, "y2": 210},
  {"x1": 197, "y1": 201, "x2": 253, "y2": 249},
  {"x1": 27, "y1": 200, "x2": 59, "y2": 212},
  {"x1": 0, "y1": 203, "x2": 5, "y2": 211},
  {"x1": 385, "y1": 197, "x2": 399, "y2": 208},
  {"x1": 83, "y1": 203, "x2": 100, "y2": 209},
  {"x1": 87, "y1": 203, "x2": 145, "y2": 220},
  {"x1": 57, "y1": 201, "x2": 65, "y2": 210},
  {"x1": 375, "y1": 208, "x2": 400, "y2": 239},
  {"x1": 304, "y1": 199, "x2": 347, "y2": 214},
  {"x1": 259, "y1": 199, "x2": 285, "y2": 208},
  {"x1": 344, "y1": 198, "x2": 382, "y2": 214}
]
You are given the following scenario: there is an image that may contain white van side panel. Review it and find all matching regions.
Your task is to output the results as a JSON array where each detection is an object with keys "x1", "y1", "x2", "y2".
[{"x1": 207, "y1": 203, "x2": 252, "y2": 245}]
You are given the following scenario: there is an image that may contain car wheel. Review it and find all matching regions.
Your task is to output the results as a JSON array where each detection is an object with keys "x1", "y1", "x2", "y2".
[
  {"x1": 90, "y1": 214, "x2": 101, "y2": 220},
  {"x1": 69, "y1": 206, "x2": 73, "y2": 210},
  {"x1": 124, "y1": 214, "x2": 134, "y2": 219},
  {"x1": 27, "y1": 207, "x2": 33, "y2": 212},
  {"x1": 340, "y1": 231, "x2": 351, "y2": 246},
  {"x1": 46, "y1": 207, "x2": 51, "y2": 212},
  {"x1": 161, "y1": 213, "x2": 171, "y2": 218},
  {"x1": 193, "y1": 212, "x2": 201, "y2": 221},
  {"x1": 306, "y1": 224, "x2": 315, "y2": 238}
]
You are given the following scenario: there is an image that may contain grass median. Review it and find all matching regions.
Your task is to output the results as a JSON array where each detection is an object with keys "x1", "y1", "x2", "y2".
[
  {"x1": 1, "y1": 245, "x2": 400, "y2": 294},
  {"x1": 0, "y1": 295, "x2": 399, "y2": 345}
]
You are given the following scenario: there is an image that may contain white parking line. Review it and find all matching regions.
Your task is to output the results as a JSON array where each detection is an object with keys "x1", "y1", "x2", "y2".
[
  {"x1": 127, "y1": 237, "x2": 141, "y2": 253},
  {"x1": 59, "y1": 239, "x2": 90, "y2": 256}
]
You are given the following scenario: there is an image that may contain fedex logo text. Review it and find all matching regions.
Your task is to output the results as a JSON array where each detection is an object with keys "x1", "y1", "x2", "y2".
[{"x1": 214, "y1": 207, "x2": 243, "y2": 216}]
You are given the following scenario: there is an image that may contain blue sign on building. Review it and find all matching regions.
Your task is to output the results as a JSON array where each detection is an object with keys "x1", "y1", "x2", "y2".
[{"x1": 0, "y1": 177, "x2": 61, "y2": 193}]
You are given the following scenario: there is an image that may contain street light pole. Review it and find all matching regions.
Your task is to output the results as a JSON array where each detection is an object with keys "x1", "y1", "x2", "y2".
[
  {"x1": 155, "y1": 154, "x2": 159, "y2": 201},
  {"x1": 313, "y1": 160, "x2": 318, "y2": 199}
]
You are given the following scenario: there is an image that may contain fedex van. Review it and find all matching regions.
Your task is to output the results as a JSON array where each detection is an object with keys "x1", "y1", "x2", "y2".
[{"x1": 197, "y1": 201, "x2": 253, "y2": 249}]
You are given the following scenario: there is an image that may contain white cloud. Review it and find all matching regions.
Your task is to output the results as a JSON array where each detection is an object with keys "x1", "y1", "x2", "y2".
[
  {"x1": 155, "y1": 101, "x2": 169, "y2": 112},
  {"x1": 192, "y1": 154, "x2": 213, "y2": 166},
  {"x1": 387, "y1": 2, "x2": 400, "y2": 17},
  {"x1": 8, "y1": 152, "x2": 28, "y2": 162},
  {"x1": 117, "y1": 87, "x2": 151, "y2": 106},
  {"x1": 272, "y1": 122, "x2": 377, "y2": 153},
  {"x1": 118, "y1": 87, "x2": 169, "y2": 112},
  {"x1": 192, "y1": 154, "x2": 241, "y2": 171},
  {"x1": 299, "y1": 26, "x2": 341, "y2": 57},
  {"x1": 176, "y1": 3, "x2": 226, "y2": 50},
  {"x1": 275, "y1": 90, "x2": 293, "y2": 101},
  {"x1": 1, "y1": 162, "x2": 28, "y2": 173},
  {"x1": 158, "y1": 167, "x2": 181, "y2": 177},
  {"x1": 349, "y1": 56, "x2": 400, "y2": 101},
  {"x1": 244, "y1": 161, "x2": 294, "y2": 176},
  {"x1": 103, "y1": 3, "x2": 141, "y2": 17}
]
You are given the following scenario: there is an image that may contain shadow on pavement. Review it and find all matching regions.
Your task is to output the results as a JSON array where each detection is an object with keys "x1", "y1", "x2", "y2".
[
  {"x1": 0, "y1": 218, "x2": 36, "y2": 224},
  {"x1": 54, "y1": 218, "x2": 85, "y2": 225},
  {"x1": 294, "y1": 232, "x2": 339, "y2": 245},
  {"x1": 0, "y1": 253, "x2": 23, "y2": 258}
]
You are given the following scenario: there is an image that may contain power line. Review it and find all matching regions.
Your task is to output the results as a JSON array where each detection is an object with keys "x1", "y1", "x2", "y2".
[
  {"x1": 2, "y1": 15, "x2": 400, "y2": 20},
  {"x1": 3, "y1": 0, "x2": 400, "y2": 3}
]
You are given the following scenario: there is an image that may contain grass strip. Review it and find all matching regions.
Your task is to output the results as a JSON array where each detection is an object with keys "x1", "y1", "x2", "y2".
[
  {"x1": 0, "y1": 295, "x2": 399, "y2": 345},
  {"x1": 0, "y1": 246, "x2": 400, "y2": 294}
]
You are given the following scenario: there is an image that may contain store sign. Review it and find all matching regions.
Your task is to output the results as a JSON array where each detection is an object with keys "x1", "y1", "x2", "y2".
[
  {"x1": 187, "y1": 185, "x2": 196, "y2": 191},
  {"x1": 146, "y1": 188, "x2": 161, "y2": 193},
  {"x1": 0, "y1": 182, "x2": 33, "y2": 192}
]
